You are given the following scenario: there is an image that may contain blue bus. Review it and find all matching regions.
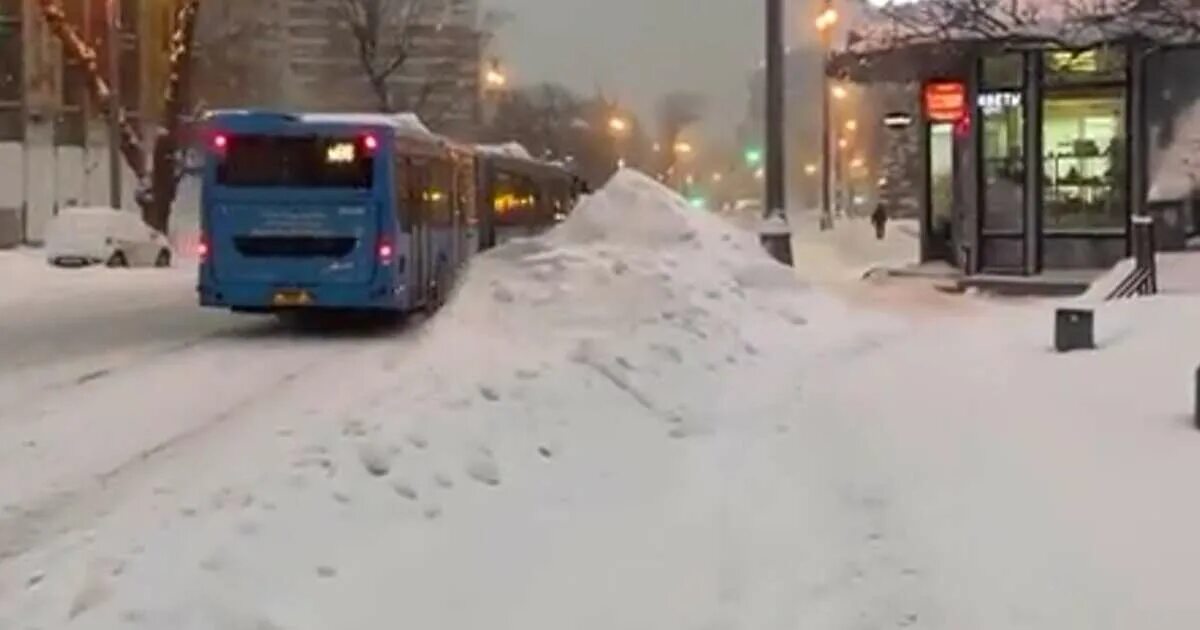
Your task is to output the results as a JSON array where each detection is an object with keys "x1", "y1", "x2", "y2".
[{"x1": 197, "y1": 111, "x2": 477, "y2": 315}]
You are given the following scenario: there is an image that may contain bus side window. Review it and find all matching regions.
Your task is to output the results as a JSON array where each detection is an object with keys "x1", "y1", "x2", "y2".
[
  {"x1": 407, "y1": 158, "x2": 431, "y2": 227},
  {"x1": 455, "y1": 162, "x2": 476, "y2": 226},
  {"x1": 432, "y1": 160, "x2": 453, "y2": 228},
  {"x1": 394, "y1": 158, "x2": 411, "y2": 233}
]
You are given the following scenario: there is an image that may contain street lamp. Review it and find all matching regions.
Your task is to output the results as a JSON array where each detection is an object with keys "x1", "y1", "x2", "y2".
[
  {"x1": 484, "y1": 65, "x2": 508, "y2": 89},
  {"x1": 804, "y1": 163, "x2": 818, "y2": 175},
  {"x1": 831, "y1": 85, "x2": 848, "y2": 100},
  {"x1": 608, "y1": 116, "x2": 629, "y2": 135},
  {"x1": 760, "y1": 0, "x2": 793, "y2": 265},
  {"x1": 844, "y1": 119, "x2": 858, "y2": 133},
  {"x1": 814, "y1": 7, "x2": 838, "y2": 30},
  {"x1": 673, "y1": 141, "x2": 693, "y2": 155}
]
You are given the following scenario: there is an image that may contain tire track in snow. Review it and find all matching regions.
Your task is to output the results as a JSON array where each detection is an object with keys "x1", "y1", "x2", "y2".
[{"x1": 0, "y1": 329, "x2": 408, "y2": 564}]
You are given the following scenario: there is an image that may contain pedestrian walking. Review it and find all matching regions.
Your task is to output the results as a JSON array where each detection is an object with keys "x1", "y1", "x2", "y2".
[{"x1": 871, "y1": 203, "x2": 888, "y2": 240}]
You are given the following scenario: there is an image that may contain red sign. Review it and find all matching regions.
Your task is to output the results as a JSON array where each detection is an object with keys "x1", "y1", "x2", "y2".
[{"x1": 923, "y1": 81, "x2": 967, "y2": 123}]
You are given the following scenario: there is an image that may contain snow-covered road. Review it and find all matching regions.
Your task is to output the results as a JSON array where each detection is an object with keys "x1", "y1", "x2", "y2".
[{"x1": 5, "y1": 172, "x2": 1200, "y2": 628}]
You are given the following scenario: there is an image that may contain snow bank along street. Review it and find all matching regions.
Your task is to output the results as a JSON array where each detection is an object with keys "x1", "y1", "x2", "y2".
[{"x1": 5, "y1": 171, "x2": 1200, "y2": 627}]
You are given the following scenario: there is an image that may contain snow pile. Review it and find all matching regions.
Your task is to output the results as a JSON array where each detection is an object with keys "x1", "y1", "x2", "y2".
[
  {"x1": 1081, "y1": 251, "x2": 1200, "y2": 302},
  {"x1": 1149, "y1": 100, "x2": 1200, "y2": 202},
  {"x1": 0, "y1": 169, "x2": 900, "y2": 629}
]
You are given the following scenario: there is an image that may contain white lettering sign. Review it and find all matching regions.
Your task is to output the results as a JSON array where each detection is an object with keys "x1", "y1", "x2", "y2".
[{"x1": 978, "y1": 92, "x2": 1022, "y2": 114}]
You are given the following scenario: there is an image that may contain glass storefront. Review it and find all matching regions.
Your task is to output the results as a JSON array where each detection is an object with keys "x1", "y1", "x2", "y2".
[
  {"x1": 1042, "y1": 88, "x2": 1126, "y2": 229},
  {"x1": 981, "y1": 91, "x2": 1025, "y2": 231}
]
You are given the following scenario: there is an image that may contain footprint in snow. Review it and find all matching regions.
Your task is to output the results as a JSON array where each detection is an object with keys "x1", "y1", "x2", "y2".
[
  {"x1": 358, "y1": 443, "x2": 393, "y2": 477},
  {"x1": 649, "y1": 343, "x2": 683, "y2": 364},
  {"x1": 479, "y1": 386, "x2": 501, "y2": 402},
  {"x1": 433, "y1": 472, "x2": 455, "y2": 489},
  {"x1": 515, "y1": 368, "x2": 541, "y2": 381},
  {"x1": 465, "y1": 455, "x2": 502, "y2": 487},
  {"x1": 406, "y1": 433, "x2": 429, "y2": 450},
  {"x1": 611, "y1": 260, "x2": 629, "y2": 275},
  {"x1": 392, "y1": 481, "x2": 419, "y2": 501},
  {"x1": 316, "y1": 566, "x2": 338, "y2": 579},
  {"x1": 492, "y1": 285, "x2": 516, "y2": 304}
]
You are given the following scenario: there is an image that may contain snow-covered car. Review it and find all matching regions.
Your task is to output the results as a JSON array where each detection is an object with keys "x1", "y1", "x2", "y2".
[{"x1": 45, "y1": 207, "x2": 173, "y2": 268}]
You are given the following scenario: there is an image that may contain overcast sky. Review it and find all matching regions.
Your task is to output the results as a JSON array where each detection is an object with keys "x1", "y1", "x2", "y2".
[{"x1": 484, "y1": 0, "x2": 779, "y2": 145}]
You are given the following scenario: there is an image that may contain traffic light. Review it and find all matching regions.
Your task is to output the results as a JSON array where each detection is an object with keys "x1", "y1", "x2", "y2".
[{"x1": 744, "y1": 147, "x2": 763, "y2": 166}]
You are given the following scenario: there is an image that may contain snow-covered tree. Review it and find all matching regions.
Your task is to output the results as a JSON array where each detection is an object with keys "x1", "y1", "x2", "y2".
[
  {"x1": 38, "y1": 0, "x2": 199, "y2": 234},
  {"x1": 862, "y1": 0, "x2": 1200, "y2": 50}
]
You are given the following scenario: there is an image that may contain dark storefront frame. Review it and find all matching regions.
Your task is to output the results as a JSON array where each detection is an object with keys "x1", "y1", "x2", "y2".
[{"x1": 973, "y1": 44, "x2": 1134, "y2": 274}]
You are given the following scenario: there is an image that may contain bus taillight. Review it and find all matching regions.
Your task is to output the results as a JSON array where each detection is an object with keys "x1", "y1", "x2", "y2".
[
  {"x1": 363, "y1": 134, "x2": 378, "y2": 152},
  {"x1": 212, "y1": 133, "x2": 229, "y2": 155},
  {"x1": 377, "y1": 239, "x2": 394, "y2": 262},
  {"x1": 197, "y1": 237, "x2": 210, "y2": 261}
]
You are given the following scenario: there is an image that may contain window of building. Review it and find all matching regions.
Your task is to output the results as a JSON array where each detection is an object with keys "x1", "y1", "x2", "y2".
[
  {"x1": 0, "y1": 0, "x2": 23, "y2": 141},
  {"x1": 982, "y1": 53, "x2": 1024, "y2": 90},
  {"x1": 980, "y1": 90, "x2": 1025, "y2": 231},
  {"x1": 1044, "y1": 46, "x2": 1126, "y2": 85},
  {"x1": 1042, "y1": 86, "x2": 1126, "y2": 229}
]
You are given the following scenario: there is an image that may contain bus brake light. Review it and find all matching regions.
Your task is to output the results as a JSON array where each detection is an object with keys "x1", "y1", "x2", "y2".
[
  {"x1": 213, "y1": 134, "x2": 228, "y2": 151},
  {"x1": 197, "y1": 238, "x2": 210, "y2": 261},
  {"x1": 378, "y1": 241, "x2": 394, "y2": 261},
  {"x1": 363, "y1": 134, "x2": 379, "y2": 152}
]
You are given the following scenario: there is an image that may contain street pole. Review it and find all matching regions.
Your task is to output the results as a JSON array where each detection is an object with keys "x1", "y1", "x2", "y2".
[
  {"x1": 106, "y1": 0, "x2": 122, "y2": 209},
  {"x1": 761, "y1": 0, "x2": 794, "y2": 265},
  {"x1": 819, "y1": 10, "x2": 833, "y2": 230}
]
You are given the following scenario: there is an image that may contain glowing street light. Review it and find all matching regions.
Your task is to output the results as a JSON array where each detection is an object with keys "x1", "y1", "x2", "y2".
[
  {"x1": 674, "y1": 141, "x2": 694, "y2": 155},
  {"x1": 814, "y1": 7, "x2": 838, "y2": 31},
  {"x1": 484, "y1": 67, "x2": 507, "y2": 89},
  {"x1": 608, "y1": 116, "x2": 629, "y2": 134},
  {"x1": 844, "y1": 119, "x2": 858, "y2": 132},
  {"x1": 804, "y1": 163, "x2": 818, "y2": 176},
  {"x1": 831, "y1": 85, "x2": 848, "y2": 100},
  {"x1": 838, "y1": 137, "x2": 849, "y2": 150},
  {"x1": 850, "y1": 156, "x2": 865, "y2": 169}
]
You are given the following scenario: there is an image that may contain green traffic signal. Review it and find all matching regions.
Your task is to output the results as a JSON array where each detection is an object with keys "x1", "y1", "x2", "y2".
[{"x1": 744, "y1": 148, "x2": 763, "y2": 166}]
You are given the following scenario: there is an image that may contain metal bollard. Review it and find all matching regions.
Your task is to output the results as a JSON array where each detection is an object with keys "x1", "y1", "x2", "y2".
[
  {"x1": 1055, "y1": 308, "x2": 1095, "y2": 352},
  {"x1": 1195, "y1": 365, "x2": 1200, "y2": 430}
]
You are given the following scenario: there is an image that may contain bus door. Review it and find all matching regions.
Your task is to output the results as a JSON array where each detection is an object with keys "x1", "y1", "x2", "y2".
[
  {"x1": 455, "y1": 159, "x2": 478, "y2": 263},
  {"x1": 403, "y1": 156, "x2": 433, "y2": 305}
]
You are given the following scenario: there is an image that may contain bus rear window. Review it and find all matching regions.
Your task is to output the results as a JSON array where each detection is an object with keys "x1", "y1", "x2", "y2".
[{"x1": 216, "y1": 135, "x2": 375, "y2": 188}]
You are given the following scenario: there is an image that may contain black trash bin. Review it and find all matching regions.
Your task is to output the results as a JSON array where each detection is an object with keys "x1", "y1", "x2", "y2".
[{"x1": 1055, "y1": 308, "x2": 1095, "y2": 352}]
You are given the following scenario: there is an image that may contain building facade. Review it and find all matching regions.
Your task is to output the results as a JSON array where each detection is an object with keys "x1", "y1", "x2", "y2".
[
  {"x1": 211, "y1": 0, "x2": 483, "y2": 138},
  {"x1": 0, "y1": 0, "x2": 177, "y2": 245},
  {"x1": 834, "y1": 6, "x2": 1200, "y2": 274}
]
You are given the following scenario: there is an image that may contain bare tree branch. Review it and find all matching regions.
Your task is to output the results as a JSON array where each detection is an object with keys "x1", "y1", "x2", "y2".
[
  {"x1": 143, "y1": 0, "x2": 200, "y2": 232},
  {"x1": 38, "y1": 0, "x2": 147, "y2": 180}
]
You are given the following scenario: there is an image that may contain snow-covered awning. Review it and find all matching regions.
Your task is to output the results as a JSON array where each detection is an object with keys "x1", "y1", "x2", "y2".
[{"x1": 831, "y1": 0, "x2": 1200, "y2": 81}]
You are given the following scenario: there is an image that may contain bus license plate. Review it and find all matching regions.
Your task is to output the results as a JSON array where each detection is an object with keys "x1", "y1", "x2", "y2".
[{"x1": 272, "y1": 290, "x2": 312, "y2": 306}]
